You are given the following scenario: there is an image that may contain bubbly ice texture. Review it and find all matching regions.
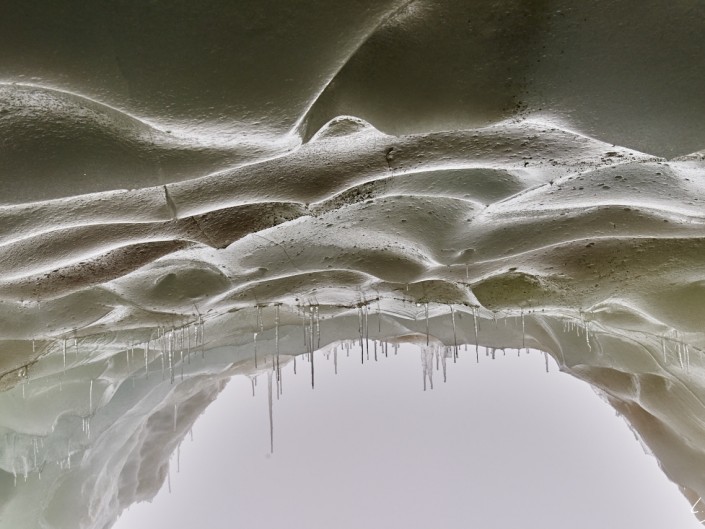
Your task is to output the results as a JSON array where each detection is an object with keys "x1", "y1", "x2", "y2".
[{"x1": 1, "y1": 0, "x2": 705, "y2": 527}]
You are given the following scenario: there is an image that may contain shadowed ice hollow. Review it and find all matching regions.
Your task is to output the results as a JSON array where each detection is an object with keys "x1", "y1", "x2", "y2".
[{"x1": 1, "y1": 1, "x2": 705, "y2": 527}]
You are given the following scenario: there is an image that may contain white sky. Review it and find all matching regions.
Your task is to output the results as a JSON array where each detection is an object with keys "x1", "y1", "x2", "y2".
[{"x1": 114, "y1": 343, "x2": 702, "y2": 529}]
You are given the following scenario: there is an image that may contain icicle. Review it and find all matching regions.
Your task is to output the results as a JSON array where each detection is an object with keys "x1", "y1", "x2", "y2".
[
  {"x1": 274, "y1": 351, "x2": 280, "y2": 399},
  {"x1": 301, "y1": 305, "x2": 307, "y2": 347},
  {"x1": 579, "y1": 314, "x2": 585, "y2": 336},
  {"x1": 450, "y1": 306, "x2": 458, "y2": 362},
  {"x1": 251, "y1": 376, "x2": 256, "y2": 397},
  {"x1": 187, "y1": 324, "x2": 191, "y2": 364},
  {"x1": 160, "y1": 346, "x2": 166, "y2": 381},
  {"x1": 357, "y1": 306, "x2": 363, "y2": 340},
  {"x1": 521, "y1": 310, "x2": 526, "y2": 350},
  {"x1": 278, "y1": 364, "x2": 283, "y2": 397},
  {"x1": 254, "y1": 332, "x2": 258, "y2": 368},
  {"x1": 544, "y1": 351, "x2": 549, "y2": 373},
  {"x1": 364, "y1": 305, "x2": 369, "y2": 357},
  {"x1": 441, "y1": 346, "x2": 447, "y2": 383},
  {"x1": 420, "y1": 347, "x2": 434, "y2": 391},
  {"x1": 425, "y1": 303, "x2": 430, "y2": 346},
  {"x1": 168, "y1": 335, "x2": 174, "y2": 385},
  {"x1": 199, "y1": 315, "x2": 206, "y2": 359},
  {"x1": 173, "y1": 404, "x2": 178, "y2": 432},
  {"x1": 422, "y1": 355, "x2": 427, "y2": 391},
  {"x1": 309, "y1": 306, "x2": 315, "y2": 363},
  {"x1": 685, "y1": 343, "x2": 691, "y2": 373},
  {"x1": 275, "y1": 305, "x2": 281, "y2": 383},
  {"x1": 359, "y1": 306, "x2": 364, "y2": 364},
  {"x1": 316, "y1": 305, "x2": 321, "y2": 349},
  {"x1": 334, "y1": 348, "x2": 338, "y2": 374},
  {"x1": 377, "y1": 299, "x2": 382, "y2": 333},
  {"x1": 199, "y1": 314, "x2": 204, "y2": 344},
  {"x1": 62, "y1": 339, "x2": 67, "y2": 369},
  {"x1": 275, "y1": 305, "x2": 280, "y2": 356},
  {"x1": 310, "y1": 340, "x2": 315, "y2": 389},
  {"x1": 267, "y1": 371, "x2": 274, "y2": 453},
  {"x1": 472, "y1": 307, "x2": 479, "y2": 363},
  {"x1": 179, "y1": 328, "x2": 185, "y2": 379}
]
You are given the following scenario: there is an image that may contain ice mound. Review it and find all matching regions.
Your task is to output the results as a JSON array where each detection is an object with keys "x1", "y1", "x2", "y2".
[{"x1": 1, "y1": 1, "x2": 705, "y2": 527}]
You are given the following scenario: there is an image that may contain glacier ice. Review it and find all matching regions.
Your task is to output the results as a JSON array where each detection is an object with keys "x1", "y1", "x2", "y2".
[{"x1": 1, "y1": 0, "x2": 705, "y2": 527}]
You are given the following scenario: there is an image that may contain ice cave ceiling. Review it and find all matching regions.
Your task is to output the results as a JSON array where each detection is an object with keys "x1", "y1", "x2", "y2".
[{"x1": 1, "y1": 1, "x2": 705, "y2": 527}]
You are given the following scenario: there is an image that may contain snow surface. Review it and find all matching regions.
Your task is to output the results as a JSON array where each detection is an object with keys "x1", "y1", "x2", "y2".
[{"x1": 1, "y1": 1, "x2": 705, "y2": 527}]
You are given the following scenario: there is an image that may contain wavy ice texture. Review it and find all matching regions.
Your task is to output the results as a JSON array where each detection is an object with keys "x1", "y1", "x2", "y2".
[{"x1": 1, "y1": 0, "x2": 705, "y2": 527}]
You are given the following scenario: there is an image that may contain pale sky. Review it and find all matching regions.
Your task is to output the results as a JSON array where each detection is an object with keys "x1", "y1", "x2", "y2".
[{"x1": 114, "y1": 343, "x2": 701, "y2": 529}]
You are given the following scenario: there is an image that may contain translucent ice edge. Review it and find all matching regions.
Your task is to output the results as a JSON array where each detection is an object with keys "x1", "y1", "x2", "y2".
[{"x1": 2, "y1": 303, "x2": 705, "y2": 528}]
